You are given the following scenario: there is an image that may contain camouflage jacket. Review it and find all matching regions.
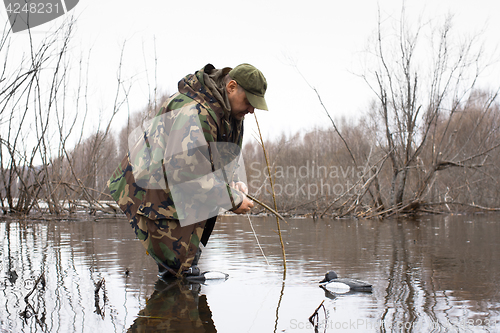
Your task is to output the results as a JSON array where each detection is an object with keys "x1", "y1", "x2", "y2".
[{"x1": 108, "y1": 64, "x2": 245, "y2": 224}]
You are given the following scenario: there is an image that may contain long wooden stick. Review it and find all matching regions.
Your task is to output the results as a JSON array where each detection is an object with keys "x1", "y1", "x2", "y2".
[{"x1": 254, "y1": 114, "x2": 286, "y2": 273}]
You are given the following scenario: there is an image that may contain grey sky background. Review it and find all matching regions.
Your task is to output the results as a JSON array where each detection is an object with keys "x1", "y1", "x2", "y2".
[{"x1": 2, "y1": 0, "x2": 500, "y2": 145}]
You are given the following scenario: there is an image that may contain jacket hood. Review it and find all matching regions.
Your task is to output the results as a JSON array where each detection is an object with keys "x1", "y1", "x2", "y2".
[{"x1": 178, "y1": 64, "x2": 243, "y2": 140}]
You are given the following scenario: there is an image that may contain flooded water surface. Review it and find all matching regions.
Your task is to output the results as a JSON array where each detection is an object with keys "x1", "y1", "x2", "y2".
[{"x1": 1, "y1": 214, "x2": 499, "y2": 332}]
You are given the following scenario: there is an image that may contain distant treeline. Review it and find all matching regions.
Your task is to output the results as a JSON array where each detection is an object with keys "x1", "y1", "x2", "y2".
[
  {"x1": 2, "y1": 89, "x2": 498, "y2": 217},
  {"x1": 244, "y1": 90, "x2": 500, "y2": 217}
]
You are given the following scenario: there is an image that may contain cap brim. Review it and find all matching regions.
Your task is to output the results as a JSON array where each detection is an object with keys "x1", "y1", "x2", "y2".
[{"x1": 245, "y1": 91, "x2": 268, "y2": 111}]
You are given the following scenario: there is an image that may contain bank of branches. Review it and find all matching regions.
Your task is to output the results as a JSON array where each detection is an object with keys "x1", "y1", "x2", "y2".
[{"x1": 1, "y1": 90, "x2": 499, "y2": 218}]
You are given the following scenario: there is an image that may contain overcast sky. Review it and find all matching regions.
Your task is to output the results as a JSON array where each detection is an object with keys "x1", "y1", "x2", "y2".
[{"x1": 3, "y1": 0, "x2": 500, "y2": 144}]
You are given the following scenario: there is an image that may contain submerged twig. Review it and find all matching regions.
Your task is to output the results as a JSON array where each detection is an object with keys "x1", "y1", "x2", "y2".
[
  {"x1": 94, "y1": 277, "x2": 107, "y2": 318},
  {"x1": 24, "y1": 270, "x2": 45, "y2": 302},
  {"x1": 309, "y1": 300, "x2": 327, "y2": 332},
  {"x1": 94, "y1": 277, "x2": 105, "y2": 295},
  {"x1": 22, "y1": 270, "x2": 47, "y2": 331},
  {"x1": 274, "y1": 279, "x2": 286, "y2": 333}
]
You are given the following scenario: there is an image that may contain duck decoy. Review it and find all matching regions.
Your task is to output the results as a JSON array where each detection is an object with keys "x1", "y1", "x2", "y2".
[
  {"x1": 185, "y1": 271, "x2": 229, "y2": 284},
  {"x1": 319, "y1": 270, "x2": 372, "y2": 293}
]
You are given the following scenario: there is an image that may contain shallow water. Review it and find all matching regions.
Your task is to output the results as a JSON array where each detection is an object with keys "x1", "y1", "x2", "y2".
[{"x1": 1, "y1": 214, "x2": 499, "y2": 332}]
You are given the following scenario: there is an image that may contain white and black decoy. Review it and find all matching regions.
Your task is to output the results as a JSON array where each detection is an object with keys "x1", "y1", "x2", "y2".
[
  {"x1": 185, "y1": 271, "x2": 229, "y2": 284},
  {"x1": 319, "y1": 270, "x2": 372, "y2": 293}
]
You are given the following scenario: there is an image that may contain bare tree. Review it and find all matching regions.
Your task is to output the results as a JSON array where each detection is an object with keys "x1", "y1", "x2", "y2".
[
  {"x1": 0, "y1": 17, "x2": 76, "y2": 214},
  {"x1": 360, "y1": 6, "x2": 500, "y2": 214},
  {"x1": 0, "y1": 17, "x2": 143, "y2": 216}
]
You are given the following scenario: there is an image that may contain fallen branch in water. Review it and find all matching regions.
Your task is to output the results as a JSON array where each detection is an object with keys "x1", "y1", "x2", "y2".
[
  {"x1": 94, "y1": 277, "x2": 105, "y2": 295},
  {"x1": 24, "y1": 271, "x2": 45, "y2": 302},
  {"x1": 94, "y1": 277, "x2": 107, "y2": 318},
  {"x1": 308, "y1": 300, "x2": 326, "y2": 328},
  {"x1": 22, "y1": 271, "x2": 47, "y2": 331},
  {"x1": 320, "y1": 149, "x2": 392, "y2": 218},
  {"x1": 424, "y1": 201, "x2": 500, "y2": 212}
]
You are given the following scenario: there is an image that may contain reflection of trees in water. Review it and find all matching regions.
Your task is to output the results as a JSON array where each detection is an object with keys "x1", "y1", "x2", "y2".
[
  {"x1": 128, "y1": 279, "x2": 215, "y2": 333},
  {"x1": 1, "y1": 215, "x2": 499, "y2": 332},
  {"x1": 0, "y1": 219, "x2": 148, "y2": 332},
  {"x1": 1, "y1": 222, "x2": 49, "y2": 331},
  {"x1": 375, "y1": 216, "x2": 500, "y2": 332},
  {"x1": 254, "y1": 214, "x2": 499, "y2": 332},
  {"x1": 379, "y1": 220, "x2": 419, "y2": 332}
]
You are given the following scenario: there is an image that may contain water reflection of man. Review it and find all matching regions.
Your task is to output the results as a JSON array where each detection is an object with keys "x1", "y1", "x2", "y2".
[
  {"x1": 128, "y1": 280, "x2": 216, "y2": 332},
  {"x1": 108, "y1": 64, "x2": 268, "y2": 279}
]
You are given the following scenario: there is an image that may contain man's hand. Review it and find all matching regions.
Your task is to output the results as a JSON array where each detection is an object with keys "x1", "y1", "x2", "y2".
[
  {"x1": 230, "y1": 181, "x2": 253, "y2": 214},
  {"x1": 233, "y1": 196, "x2": 254, "y2": 214}
]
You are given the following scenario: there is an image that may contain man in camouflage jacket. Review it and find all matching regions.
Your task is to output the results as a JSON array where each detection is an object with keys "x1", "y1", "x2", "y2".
[{"x1": 108, "y1": 63, "x2": 268, "y2": 278}]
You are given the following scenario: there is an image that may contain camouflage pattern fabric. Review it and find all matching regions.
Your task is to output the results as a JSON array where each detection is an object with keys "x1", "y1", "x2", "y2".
[
  {"x1": 137, "y1": 215, "x2": 205, "y2": 273},
  {"x1": 107, "y1": 64, "x2": 244, "y2": 272},
  {"x1": 126, "y1": 105, "x2": 246, "y2": 227}
]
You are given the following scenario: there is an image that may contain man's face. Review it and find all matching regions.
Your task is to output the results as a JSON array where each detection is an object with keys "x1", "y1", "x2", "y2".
[{"x1": 227, "y1": 81, "x2": 255, "y2": 120}]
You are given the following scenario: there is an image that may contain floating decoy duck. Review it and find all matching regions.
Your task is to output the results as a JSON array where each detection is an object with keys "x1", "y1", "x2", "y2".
[
  {"x1": 185, "y1": 271, "x2": 229, "y2": 284},
  {"x1": 319, "y1": 271, "x2": 372, "y2": 293}
]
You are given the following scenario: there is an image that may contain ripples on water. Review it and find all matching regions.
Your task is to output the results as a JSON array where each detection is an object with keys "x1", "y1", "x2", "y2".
[{"x1": 0, "y1": 214, "x2": 499, "y2": 332}]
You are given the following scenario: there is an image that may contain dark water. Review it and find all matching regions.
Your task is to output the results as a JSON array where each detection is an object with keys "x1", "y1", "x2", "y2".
[{"x1": 1, "y1": 214, "x2": 499, "y2": 332}]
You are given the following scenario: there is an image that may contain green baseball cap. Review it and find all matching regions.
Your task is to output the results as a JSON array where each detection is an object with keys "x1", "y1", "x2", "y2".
[{"x1": 229, "y1": 63, "x2": 268, "y2": 111}]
